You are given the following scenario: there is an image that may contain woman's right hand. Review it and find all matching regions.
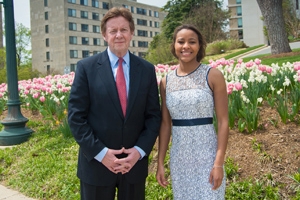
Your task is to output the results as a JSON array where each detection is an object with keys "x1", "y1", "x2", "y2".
[{"x1": 156, "y1": 165, "x2": 169, "y2": 187}]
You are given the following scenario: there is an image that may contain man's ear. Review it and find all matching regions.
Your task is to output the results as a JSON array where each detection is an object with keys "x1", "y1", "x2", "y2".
[{"x1": 102, "y1": 34, "x2": 107, "y2": 41}]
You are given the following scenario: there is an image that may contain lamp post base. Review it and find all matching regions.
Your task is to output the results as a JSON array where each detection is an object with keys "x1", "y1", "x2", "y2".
[{"x1": 0, "y1": 127, "x2": 33, "y2": 146}]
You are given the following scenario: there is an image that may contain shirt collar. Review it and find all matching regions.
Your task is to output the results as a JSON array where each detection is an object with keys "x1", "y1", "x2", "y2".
[{"x1": 107, "y1": 47, "x2": 130, "y2": 67}]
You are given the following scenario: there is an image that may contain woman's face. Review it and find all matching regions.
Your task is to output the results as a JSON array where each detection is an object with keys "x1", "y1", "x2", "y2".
[{"x1": 174, "y1": 29, "x2": 200, "y2": 63}]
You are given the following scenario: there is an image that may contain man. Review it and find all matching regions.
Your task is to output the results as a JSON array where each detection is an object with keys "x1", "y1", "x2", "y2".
[{"x1": 68, "y1": 7, "x2": 161, "y2": 200}]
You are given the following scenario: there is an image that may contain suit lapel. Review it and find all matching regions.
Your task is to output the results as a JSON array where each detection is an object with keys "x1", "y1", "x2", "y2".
[
  {"x1": 126, "y1": 53, "x2": 143, "y2": 120},
  {"x1": 96, "y1": 51, "x2": 124, "y2": 118}
]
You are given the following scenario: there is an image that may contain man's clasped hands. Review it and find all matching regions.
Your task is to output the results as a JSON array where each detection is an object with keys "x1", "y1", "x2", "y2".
[{"x1": 101, "y1": 147, "x2": 141, "y2": 174}]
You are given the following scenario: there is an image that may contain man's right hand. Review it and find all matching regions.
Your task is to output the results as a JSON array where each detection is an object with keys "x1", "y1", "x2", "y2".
[{"x1": 101, "y1": 148, "x2": 124, "y2": 174}]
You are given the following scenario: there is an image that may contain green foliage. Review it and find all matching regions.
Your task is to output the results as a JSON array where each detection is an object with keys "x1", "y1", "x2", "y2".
[
  {"x1": 146, "y1": 174, "x2": 173, "y2": 199},
  {"x1": 145, "y1": 34, "x2": 175, "y2": 65},
  {"x1": 225, "y1": 157, "x2": 239, "y2": 180},
  {"x1": 183, "y1": 1, "x2": 230, "y2": 43},
  {"x1": 18, "y1": 66, "x2": 41, "y2": 81},
  {"x1": 15, "y1": 23, "x2": 31, "y2": 67},
  {"x1": 225, "y1": 179, "x2": 280, "y2": 199},
  {"x1": 57, "y1": 117, "x2": 73, "y2": 138},
  {"x1": 162, "y1": 0, "x2": 225, "y2": 40},
  {"x1": 0, "y1": 48, "x2": 6, "y2": 70},
  {"x1": 0, "y1": 127, "x2": 80, "y2": 199},
  {"x1": 206, "y1": 39, "x2": 247, "y2": 56}
]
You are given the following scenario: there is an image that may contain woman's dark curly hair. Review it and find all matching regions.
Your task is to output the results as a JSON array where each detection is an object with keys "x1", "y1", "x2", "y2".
[{"x1": 171, "y1": 24, "x2": 207, "y2": 62}]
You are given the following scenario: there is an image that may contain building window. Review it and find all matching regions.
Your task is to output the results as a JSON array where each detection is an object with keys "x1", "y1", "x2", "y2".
[
  {"x1": 46, "y1": 52, "x2": 50, "y2": 60},
  {"x1": 149, "y1": 10, "x2": 152, "y2": 16},
  {"x1": 138, "y1": 41, "x2": 148, "y2": 47},
  {"x1": 237, "y1": 6, "x2": 242, "y2": 16},
  {"x1": 69, "y1": 36, "x2": 77, "y2": 44},
  {"x1": 296, "y1": 0, "x2": 299, "y2": 9},
  {"x1": 68, "y1": 9, "x2": 76, "y2": 17},
  {"x1": 81, "y1": 11, "x2": 88, "y2": 19},
  {"x1": 92, "y1": 12, "x2": 99, "y2": 20},
  {"x1": 70, "y1": 50, "x2": 78, "y2": 58},
  {"x1": 82, "y1": 37, "x2": 89, "y2": 45},
  {"x1": 44, "y1": 0, "x2": 48, "y2": 7},
  {"x1": 93, "y1": 38, "x2": 100, "y2": 45},
  {"x1": 82, "y1": 50, "x2": 90, "y2": 58},
  {"x1": 136, "y1": 8, "x2": 147, "y2": 15},
  {"x1": 68, "y1": 0, "x2": 76, "y2": 3},
  {"x1": 80, "y1": 0, "x2": 88, "y2": 6},
  {"x1": 154, "y1": 11, "x2": 159, "y2": 18},
  {"x1": 132, "y1": 40, "x2": 135, "y2": 47},
  {"x1": 238, "y1": 30, "x2": 243, "y2": 39},
  {"x1": 150, "y1": 31, "x2": 153, "y2": 37},
  {"x1": 93, "y1": 51, "x2": 101, "y2": 55},
  {"x1": 122, "y1": 4, "x2": 129, "y2": 9},
  {"x1": 45, "y1": 38, "x2": 49, "y2": 47},
  {"x1": 131, "y1": 6, "x2": 134, "y2": 13},
  {"x1": 70, "y1": 64, "x2": 77, "y2": 72},
  {"x1": 137, "y1": 30, "x2": 148, "y2": 37},
  {"x1": 46, "y1": 65, "x2": 50, "y2": 75},
  {"x1": 93, "y1": 25, "x2": 100, "y2": 33},
  {"x1": 81, "y1": 24, "x2": 89, "y2": 32},
  {"x1": 45, "y1": 12, "x2": 48, "y2": 20},
  {"x1": 104, "y1": 41, "x2": 108, "y2": 46},
  {"x1": 92, "y1": 0, "x2": 99, "y2": 7},
  {"x1": 103, "y1": 2, "x2": 109, "y2": 9},
  {"x1": 149, "y1": 21, "x2": 152, "y2": 27},
  {"x1": 137, "y1": 19, "x2": 147, "y2": 26},
  {"x1": 154, "y1": 22, "x2": 160, "y2": 28},
  {"x1": 155, "y1": 32, "x2": 159, "y2": 35},
  {"x1": 237, "y1": 18, "x2": 243, "y2": 28},
  {"x1": 69, "y1": 22, "x2": 77, "y2": 31},
  {"x1": 236, "y1": 0, "x2": 241, "y2": 4},
  {"x1": 45, "y1": 25, "x2": 49, "y2": 33}
]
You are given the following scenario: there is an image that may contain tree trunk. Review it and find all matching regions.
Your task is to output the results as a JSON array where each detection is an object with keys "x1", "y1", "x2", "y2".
[{"x1": 256, "y1": 0, "x2": 292, "y2": 54}]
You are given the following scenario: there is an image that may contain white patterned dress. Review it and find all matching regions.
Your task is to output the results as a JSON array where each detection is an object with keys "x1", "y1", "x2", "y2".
[{"x1": 166, "y1": 64, "x2": 226, "y2": 200}]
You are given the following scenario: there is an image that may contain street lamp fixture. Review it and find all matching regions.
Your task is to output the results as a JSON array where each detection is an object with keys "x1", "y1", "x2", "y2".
[{"x1": 0, "y1": 0, "x2": 33, "y2": 145}]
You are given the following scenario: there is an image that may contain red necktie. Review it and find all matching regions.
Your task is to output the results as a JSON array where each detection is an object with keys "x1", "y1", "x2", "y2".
[{"x1": 116, "y1": 57, "x2": 127, "y2": 116}]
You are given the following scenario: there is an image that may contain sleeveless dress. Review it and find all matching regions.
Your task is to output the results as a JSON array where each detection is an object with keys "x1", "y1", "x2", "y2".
[{"x1": 166, "y1": 64, "x2": 226, "y2": 200}]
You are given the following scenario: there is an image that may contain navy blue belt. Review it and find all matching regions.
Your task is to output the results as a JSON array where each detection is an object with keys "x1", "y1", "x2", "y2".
[{"x1": 172, "y1": 117, "x2": 213, "y2": 126}]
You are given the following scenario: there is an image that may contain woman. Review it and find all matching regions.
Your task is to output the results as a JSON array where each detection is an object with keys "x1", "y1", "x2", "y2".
[{"x1": 156, "y1": 24, "x2": 229, "y2": 199}]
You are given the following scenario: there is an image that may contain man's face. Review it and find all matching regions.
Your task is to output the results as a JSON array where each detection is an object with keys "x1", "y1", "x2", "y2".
[{"x1": 102, "y1": 16, "x2": 134, "y2": 57}]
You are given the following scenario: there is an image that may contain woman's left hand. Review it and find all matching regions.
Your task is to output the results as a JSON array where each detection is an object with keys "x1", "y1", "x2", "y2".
[{"x1": 209, "y1": 166, "x2": 224, "y2": 190}]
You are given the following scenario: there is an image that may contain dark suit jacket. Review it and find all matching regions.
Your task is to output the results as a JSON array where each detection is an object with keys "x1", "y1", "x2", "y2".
[{"x1": 68, "y1": 50, "x2": 161, "y2": 186}]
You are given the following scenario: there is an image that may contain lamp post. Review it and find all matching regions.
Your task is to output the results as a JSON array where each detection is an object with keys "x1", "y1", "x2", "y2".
[{"x1": 0, "y1": 0, "x2": 33, "y2": 145}]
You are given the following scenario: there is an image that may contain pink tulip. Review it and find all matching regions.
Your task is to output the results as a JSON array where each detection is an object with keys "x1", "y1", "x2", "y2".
[
  {"x1": 33, "y1": 93, "x2": 39, "y2": 98},
  {"x1": 234, "y1": 82, "x2": 243, "y2": 91},
  {"x1": 254, "y1": 58, "x2": 261, "y2": 65},
  {"x1": 227, "y1": 88, "x2": 233, "y2": 94},
  {"x1": 39, "y1": 96, "x2": 46, "y2": 102},
  {"x1": 258, "y1": 65, "x2": 266, "y2": 72},
  {"x1": 266, "y1": 67, "x2": 272, "y2": 74}
]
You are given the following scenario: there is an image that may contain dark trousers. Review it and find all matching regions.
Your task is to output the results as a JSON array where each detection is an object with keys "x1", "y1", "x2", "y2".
[{"x1": 80, "y1": 173, "x2": 145, "y2": 200}]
